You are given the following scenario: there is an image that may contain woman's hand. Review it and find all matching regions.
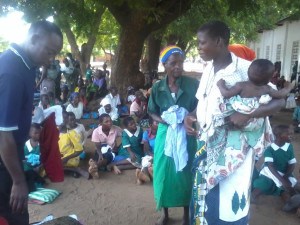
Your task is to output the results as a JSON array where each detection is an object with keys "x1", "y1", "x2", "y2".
[
  {"x1": 226, "y1": 112, "x2": 251, "y2": 128},
  {"x1": 184, "y1": 115, "x2": 198, "y2": 136}
]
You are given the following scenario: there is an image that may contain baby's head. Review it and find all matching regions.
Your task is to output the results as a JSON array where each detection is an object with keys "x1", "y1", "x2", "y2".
[
  {"x1": 248, "y1": 59, "x2": 275, "y2": 86},
  {"x1": 123, "y1": 116, "x2": 136, "y2": 133},
  {"x1": 29, "y1": 123, "x2": 41, "y2": 142}
]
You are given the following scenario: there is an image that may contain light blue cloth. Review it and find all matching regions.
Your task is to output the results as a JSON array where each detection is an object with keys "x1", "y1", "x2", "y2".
[
  {"x1": 26, "y1": 153, "x2": 40, "y2": 166},
  {"x1": 161, "y1": 105, "x2": 188, "y2": 172}
]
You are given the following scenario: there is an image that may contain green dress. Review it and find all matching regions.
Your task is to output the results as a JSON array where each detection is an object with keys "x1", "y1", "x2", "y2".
[
  {"x1": 148, "y1": 75, "x2": 199, "y2": 210},
  {"x1": 118, "y1": 127, "x2": 144, "y2": 163}
]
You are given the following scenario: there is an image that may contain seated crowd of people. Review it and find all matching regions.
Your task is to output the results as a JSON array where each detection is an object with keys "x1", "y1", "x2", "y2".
[{"x1": 27, "y1": 58, "x2": 157, "y2": 188}]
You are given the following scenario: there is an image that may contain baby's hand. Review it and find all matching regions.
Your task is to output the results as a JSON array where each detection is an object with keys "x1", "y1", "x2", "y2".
[
  {"x1": 217, "y1": 79, "x2": 226, "y2": 87},
  {"x1": 284, "y1": 82, "x2": 294, "y2": 91}
]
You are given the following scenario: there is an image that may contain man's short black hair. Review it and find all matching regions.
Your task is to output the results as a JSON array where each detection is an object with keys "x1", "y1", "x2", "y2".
[
  {"x1": 29, "y1": 20, "x2": 63, "y2": 40},
  {"x1": 198, "y1": 20, "x2": 230, "y2": 45},
  {"x1": 273, "y1": 125, "x2": 289, "y2": 136}
]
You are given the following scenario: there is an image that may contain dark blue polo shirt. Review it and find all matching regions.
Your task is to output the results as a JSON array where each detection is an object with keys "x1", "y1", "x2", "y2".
[{"x1": 0, "y1": 43, "x2": 36, "y2": 148}]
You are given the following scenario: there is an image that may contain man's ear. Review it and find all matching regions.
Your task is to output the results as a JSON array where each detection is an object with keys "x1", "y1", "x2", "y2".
[
  {"x1": 215, "y1": 37, "x2": 223, "y2": 47},
  {"x1": 30, "y1": 34, "x2": 40, "y2": 45}
]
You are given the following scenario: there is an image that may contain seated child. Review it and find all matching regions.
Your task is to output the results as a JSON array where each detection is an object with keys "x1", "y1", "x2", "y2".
[
  {"x1": 66, "y1": 92, "x2": 83, "y2": 121},
  {"x1": 107, "y1": 116, "x2": 144, "y2": 175},
  {"x1": 88, "y1": 114, "x2": 123, "y2": 179},
  {"x1": 74, "y1": 78, "x2": 84, "y2": 93},
  {"x1": 130, "y1": 90, "x2": 147, "y2": 123},
  {"x1": 126, "y1": 86, "x2": 135, "y2": 103},
  {"x1": 101, "y1": 86, "x2": 121, "y2": 109},
  {"x1": 67, "y1": 112, "x2": 93, "y2": 159},
  {"x1": 58, "y1": 114, "x2": 89, "y2": 179},
  {"x1": 48, "y1": 91, "x2": 55, "y2": 106},
  {"x1": 39, "y1": 94, "x2": 50, "y2": 109},
  {"x1": 98, "y1": 98, "x2": 119, "y2": 125},
  {"x1": 293, "y1": 98, "x2": 300, "y2": 133},
  {"x1": 23, "y1": 123, "x2": 43, "y2": 173},
  {"x1": 93, "y1": 69, "x2": 107, "y2": 97},
  {"x1": 252, "y1": 125, "x2": 298, "y2": 208},
  {"x1": 136, "y1": 118, "x2": 158, "y2": 184},
  {"x1": 79, "y1": 87, "x2": 88, "y2": 112},
  {"x1": 61, "y1": 84, "x2": 69, "y2": 104}
]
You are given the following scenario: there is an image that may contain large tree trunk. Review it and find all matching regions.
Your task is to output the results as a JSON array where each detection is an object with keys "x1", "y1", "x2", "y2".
[
  {"x1": 144, "y1": 33, "x2": 162, "y2": 73},
  {"x1": 106, "y1": 0, "x2": 193, "y2": 97},
  {"x1": 111, "y1": 25, "x2": 149, "y2": 99}
]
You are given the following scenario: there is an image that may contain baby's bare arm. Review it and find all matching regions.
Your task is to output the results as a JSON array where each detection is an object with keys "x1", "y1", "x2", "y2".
[
  {"x1": 217, "y1": 79, "x2": 243, "y2": 98},
  {"x1": 268, "y1": 82, "x2": 293, "y2": 99}
]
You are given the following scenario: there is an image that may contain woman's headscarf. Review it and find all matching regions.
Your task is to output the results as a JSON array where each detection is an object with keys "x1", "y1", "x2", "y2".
[
  {"x1": 228, "y1": 44, "x2": 256, "y2": 61},
  {"x1": 69, "y1": 92, "x2": 79, "y2": 101},
  {"x1": 100, "y1": 97, "x2": 112, "y2": 107},
  {"x1": 160, "y1": 45, "x2": 184, "y2": 63}
]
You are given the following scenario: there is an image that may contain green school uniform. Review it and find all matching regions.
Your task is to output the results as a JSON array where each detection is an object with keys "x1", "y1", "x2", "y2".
[
  {"x1": 118, "y1": 127, "x2": 144, "y2": 163},
  {"x1": 147, "y1": 75, "x2": 199, "y2": 210},
  {"x1": 23, "y1": 139, "x2": 40, "y2": 171},
  {"x1": 253, "y1": 143, "x2": 297, "y2": 195}
]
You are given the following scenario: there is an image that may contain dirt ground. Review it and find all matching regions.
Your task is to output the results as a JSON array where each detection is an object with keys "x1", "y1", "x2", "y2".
[{"x1": 28, "y1": 110, "x2": 300, "y2": 225}]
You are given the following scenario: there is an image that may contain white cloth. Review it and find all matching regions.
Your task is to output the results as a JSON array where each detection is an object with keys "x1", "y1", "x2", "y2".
[
  {"x1": 43, "y1": 105, "x2": 63, "y2": 125},
  {"x1": 196, "y1": 53, "x2": 250, "y2": 138},
  {"x1": 101, "y1": 93, "x2": 121, "y2": 108},
  {"x1": 161, "y1": 105, "x2": 188, "y2": 172},
  {"x1": 32, "y1": 105, "x2": 63, "y2": 126},
  {"x1": 73, "y1": 123, "x2": 87, "y2": 145},
  {"x1": 141, "y1": 155, "x2": 153, "y2": 169},
  {"x1": 66, "y1": 102, "x2": 83, "y2": 120},
  {"x1": 260, "y1": 167, "x2": 297, "y2": 188},
  {"x1": 60, "y1": 58, "x2": 74, "y2": 74},
  {"x1": 100, "y1": 97, "x2": 112, "y2": 107},
  {"x1": 98, "y1": 106, "x2": 119, "y2": 121},
  {"x1": 128, "y1": 95, "x2": 135, "y2": 103}
]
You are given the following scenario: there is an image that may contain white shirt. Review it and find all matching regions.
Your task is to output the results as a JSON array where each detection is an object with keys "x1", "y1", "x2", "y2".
[
  {"x1": 98, "y1": 106, "x2": 119, "y2": 121},
  {"x1": 101, "y1": 93, "x2": 121, "y2": 108},
  {"x1": 66, "y1": 102, "x2": 83, "y2": 119},
  {"x1": 196, "y1": 53, "x2": 250, "y2": 137},
  {"x1": 73, "y1": 123, "x2": 87, "y2": 145}
]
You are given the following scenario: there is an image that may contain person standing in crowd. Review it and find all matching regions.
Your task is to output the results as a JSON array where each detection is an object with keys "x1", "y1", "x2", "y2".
[
  {"x1": 0, "y1": 20, "x2": 63, "y2": 225},
  {"x1": 184, "y1": 21, "x2": 285, "y2": 225},
  {"x1": 148, "y1": 45, "x2": 199, "y2": 225}
]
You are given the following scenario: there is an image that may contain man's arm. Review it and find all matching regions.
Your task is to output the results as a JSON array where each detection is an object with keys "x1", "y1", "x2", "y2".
[{"x1": 0, "y1": 131, "x2": 28, "y2": 213}]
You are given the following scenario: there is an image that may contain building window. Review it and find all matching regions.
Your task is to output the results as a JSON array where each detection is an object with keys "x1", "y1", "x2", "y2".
[
  {"x1": 291, "y1": 41, "x2": 299, "y2": 69},
  {"x1": 265, "y1": 46, "x2": 270, "y2": 60},
  {"x1": 256, "y1": 48, "x2": 260, "y2": 58},
  {"x1": 276, "y1": 44, "x2": 281, "y2": 61}
]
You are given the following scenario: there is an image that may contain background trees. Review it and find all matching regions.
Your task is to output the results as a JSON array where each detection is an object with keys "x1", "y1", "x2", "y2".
[{"x1": 1, "y1": 0, "x2": 300, "y2": 93}]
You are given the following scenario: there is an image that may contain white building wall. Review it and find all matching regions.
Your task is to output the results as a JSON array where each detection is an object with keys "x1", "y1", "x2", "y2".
[{"x1": 247, "y1": 19, "x2": 300, "y2": 80}]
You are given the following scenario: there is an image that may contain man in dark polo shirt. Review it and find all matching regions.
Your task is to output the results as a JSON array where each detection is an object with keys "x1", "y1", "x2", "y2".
[{"x1": 0, "y1": 20, "x2": 63, "y2": 225}]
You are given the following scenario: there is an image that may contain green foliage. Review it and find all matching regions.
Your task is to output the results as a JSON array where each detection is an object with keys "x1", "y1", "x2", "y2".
[{"x1": 0, "y1": 37, "x2": 9, "y2": 52}]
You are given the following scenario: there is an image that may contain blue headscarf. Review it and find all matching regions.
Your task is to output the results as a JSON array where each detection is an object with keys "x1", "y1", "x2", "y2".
[
  {"x1": 69, "y1": 92, "x2": 79, "y2": 101},
  {"x1": 160, "y1": 45, "x2": 184, "y2": 63}
]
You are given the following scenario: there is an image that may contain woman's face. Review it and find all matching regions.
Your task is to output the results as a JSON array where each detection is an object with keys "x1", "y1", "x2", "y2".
[
  {"x1": 197, "y1": 31, "x2": 219, "y2": 61},
  {"x1": 164, "y1": 53, "x2": 183, "y2": 78},
  {"x1": 101, "y1": 116, "x2": 113, "y2": 130},
  {"x1": 72, "y1": 95, "x2": 79, "y2": 105},
  {"x1": 104, "y1": 104, "x2": 112, "y2": 113}
]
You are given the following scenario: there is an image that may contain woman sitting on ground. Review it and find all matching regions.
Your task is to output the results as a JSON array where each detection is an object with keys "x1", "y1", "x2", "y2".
[
  {"x1": 58, "y1": 111, "x2": 89, "y2": 179},
  {"x1": 88, "y1": 114, "x2": 123, "y2": 179},
  {"x1": 66, "y1": 92, "x2": 83, "y2": 122}
]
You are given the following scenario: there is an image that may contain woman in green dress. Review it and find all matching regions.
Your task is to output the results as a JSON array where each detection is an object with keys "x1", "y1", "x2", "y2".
[{"x1": 147, "y1": 46, "x2": 199, "y2": 225}]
